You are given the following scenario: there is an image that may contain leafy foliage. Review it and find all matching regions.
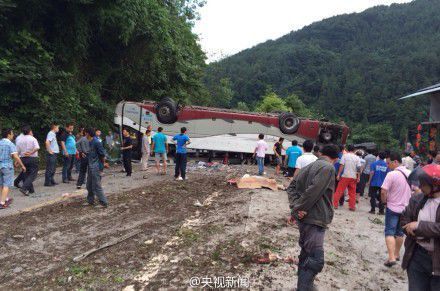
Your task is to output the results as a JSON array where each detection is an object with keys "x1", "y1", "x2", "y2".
[
  {"x1": 236, "y1": 101, "x2": 250, "y2": 112},
  {"x1": 256, "y1": 92, "x2": 288, "y2": 113},
  {"x1": 204, "y1": 0, "x2": 438, "y2": 148},
  {"x1": 207, "y1": 78, "x2": 234, "y2": 108},
  {"x1": 349, "y1": 124, "x2": 400, "y2": 151},
  {"x1": 0, "y1": 0, "x2": 206, "y2": 138}
]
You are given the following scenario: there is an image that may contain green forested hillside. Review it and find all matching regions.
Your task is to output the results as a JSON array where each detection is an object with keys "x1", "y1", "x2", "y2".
[
  {"x1": 204, "y1": 0, "x2": 440, "y2": 144},
  {"x1": 0, "y1": 0, "x2": 206, "y2": 137}
]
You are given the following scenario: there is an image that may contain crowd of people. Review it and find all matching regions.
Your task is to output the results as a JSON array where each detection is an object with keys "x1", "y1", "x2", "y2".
[
  {"x1": 0, "y1": 123, "x2": 191, "y2": 210},
  {"x1": 280, "y1": 140, "x2": 440, "y2": 291},
  {"x1": 1, "y1": 125, "x2": 439, "y2": 290}
]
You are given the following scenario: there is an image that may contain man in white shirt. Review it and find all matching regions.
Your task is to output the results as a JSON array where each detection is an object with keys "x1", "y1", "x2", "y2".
[
  {"x1": 333, "y1": 144, "x2": 361, "y2": 211},
  {"x1": 44, "y1": 123, "x2": 60, "y2": 186},
  {"x1": 15, "y1": 125, "x2": 40, "y2": 195},
  {"x1": 294, "y1": 140, "x2": 317, "y2": 178},
  {"x1": 141, "y1": 129, "x2": 152, "y2": 171},
  {"x1": 253, "y1": 134, "x2": 268, "y2": 175}
]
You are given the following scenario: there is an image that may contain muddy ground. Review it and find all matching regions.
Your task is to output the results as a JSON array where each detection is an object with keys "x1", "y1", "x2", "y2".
[{"x1": 0, "y1": 165, "x2": 408, "y2": 290}]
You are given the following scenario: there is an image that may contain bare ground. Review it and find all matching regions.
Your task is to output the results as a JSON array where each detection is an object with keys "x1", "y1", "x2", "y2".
[{"x1": 0, "y1": 165, "x2": 408, "y2": 290}]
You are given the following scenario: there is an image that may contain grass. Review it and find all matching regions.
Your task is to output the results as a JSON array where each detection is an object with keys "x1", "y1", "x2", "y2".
[
  {"x1": 69, "y1": 265, "x2": 92, "y2": 278},
  {"x1": 178, "y1": 227, "x2": 200, "y2": 244}
]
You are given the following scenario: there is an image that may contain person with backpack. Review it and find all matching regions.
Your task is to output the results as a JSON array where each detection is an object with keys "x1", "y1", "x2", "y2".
[
  {"x1": 400, "y1": 163, "x2": 440, "y2": 291},
  {"x1": 381, "y1": 152, "x2": 411, "y2": 267},
  {"x1": 368, "y1": 152, "x2": 388, "y2": 215}
]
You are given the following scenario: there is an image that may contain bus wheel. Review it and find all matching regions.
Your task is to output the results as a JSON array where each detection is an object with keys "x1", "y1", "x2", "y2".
[
  {"x1": 279, "y1": 112, "x2": 300, "y2": 134},
  {"x1": 156, "y1": 98, "x2": 178, "y2": 124}
]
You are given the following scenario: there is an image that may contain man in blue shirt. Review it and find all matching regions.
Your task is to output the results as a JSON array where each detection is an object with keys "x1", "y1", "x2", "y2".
[
  {"x1": 152, "y1": 127, "x2": 169, "y2": 175},
  {"x1": 61, "y1": 123, "x2": 77, "y2": 183},
  {"x1": 173, "y1": 127, "x2": 191, "y2": 180},
  {"x1": 368, "y1": 151, "x2": 388, "y2": 214},
  {"x1": 285, "y1": 140, "x2": 303, "y2": 177},
  {"x1": 85, "y1": 128, "x2": 108, "y2": 207},
  {"x1": 0, "y1": 128, "x2": 26, "y2": 209}
]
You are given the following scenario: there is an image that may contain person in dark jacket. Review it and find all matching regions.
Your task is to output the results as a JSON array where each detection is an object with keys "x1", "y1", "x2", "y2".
[
  {"x1": 85, "y1": 128, "x2": 108, "y2": 207},
  {"x1": 287, "y1": 144, "x2": 340, "y2": 291},
  {"x1": 121, "y1": 129, "x2": 133, "y2": 177},
  {"x1": 401, "y1": 164, "x2": 440, "y2": 291},
  {"x1": 76, "y1": 129, "x2": 90, "y2": 189}
]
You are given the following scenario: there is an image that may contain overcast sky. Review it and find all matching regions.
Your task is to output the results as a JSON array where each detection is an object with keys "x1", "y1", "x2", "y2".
[{"x1": 193, "y1": 0, "x2": 413, "y2": 62}]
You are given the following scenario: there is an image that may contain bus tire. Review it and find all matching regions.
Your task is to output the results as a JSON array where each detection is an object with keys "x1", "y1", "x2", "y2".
[
  {"x1": 279, "y1": 112, "x2": 300, "y2": 134},
  {"x1": 156, "y1": 98, "x2": 178, "y2": 124}
]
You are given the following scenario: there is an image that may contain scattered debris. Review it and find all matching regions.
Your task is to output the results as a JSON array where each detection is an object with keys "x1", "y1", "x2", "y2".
[
  {"x1": 227, "y1": 179, "x2": 237, "y2": 185},
  {"x1": 188, "y1": 161, "x2": 229, "y2": 172},
  {"x1": 12, "y1": 235, "x2": 24, "y2": 239},
  {"x1": 144, "y1": 239, "x2": 154, "y2": 246},
  {"x1": 283, "y1": 256, "x2": 298, "y2": 265},
  {"x1": 73, "y1": 230, "x2": 142, "y2": 262},
  {"x1": 253, "y1": 250, "x2": 281, "y2": 264},
  {"x1": 194, "y1": 200, "x2": 203, "y2": 207},
  {"x1": 30, "y1": 237, "x2": 36, "y2": 241},
  {"x1": 13, "y1": 267, "x2": 23, "y2": 273}
]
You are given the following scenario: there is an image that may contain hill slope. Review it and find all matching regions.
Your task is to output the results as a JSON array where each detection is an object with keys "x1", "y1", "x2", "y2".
[{"x1": 204, "y1": 0, "x2": 440, "y2": 141}]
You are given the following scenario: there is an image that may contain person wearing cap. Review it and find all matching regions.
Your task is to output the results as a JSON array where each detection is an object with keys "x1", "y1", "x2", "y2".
[{"x1": 401, "y1": 164, "x2": 440, "y2": 290}]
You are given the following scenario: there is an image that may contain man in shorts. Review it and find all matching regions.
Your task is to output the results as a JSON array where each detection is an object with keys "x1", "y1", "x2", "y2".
[
  {"x1": 381, "y1": 151, "x2": 411, "y2": 267},
  {"x1": 0, "y1": 128, "x2": 26, "y2": 209},
  {"x1": 152, "y1": 127, "x2": 169, "y2": 175}
]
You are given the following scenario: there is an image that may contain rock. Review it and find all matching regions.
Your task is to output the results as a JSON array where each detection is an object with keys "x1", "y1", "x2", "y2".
[{"x1": 13, "y1": 267, "x2": 23, "y2": 273}]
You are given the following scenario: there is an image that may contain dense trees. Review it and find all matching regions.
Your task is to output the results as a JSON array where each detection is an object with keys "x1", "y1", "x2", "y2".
[
  {"x1": 0, "y1": 0, "x2": 206, "y2": 137},
  {"x1": 204, "y1": 0, "x2": 439, "y2": 146},
  {"x1": 2, "y1": 0, "x2": 439, "y2": 150}
]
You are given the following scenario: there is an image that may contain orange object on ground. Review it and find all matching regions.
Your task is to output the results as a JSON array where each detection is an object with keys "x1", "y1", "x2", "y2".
[{"x1": 236, "y1": 175, "x2": 279, "y2": 191}]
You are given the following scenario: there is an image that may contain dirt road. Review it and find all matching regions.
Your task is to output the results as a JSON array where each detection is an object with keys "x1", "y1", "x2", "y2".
[{"x1": 0, "y1": 164, "x2": 408, "y2": 290}]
